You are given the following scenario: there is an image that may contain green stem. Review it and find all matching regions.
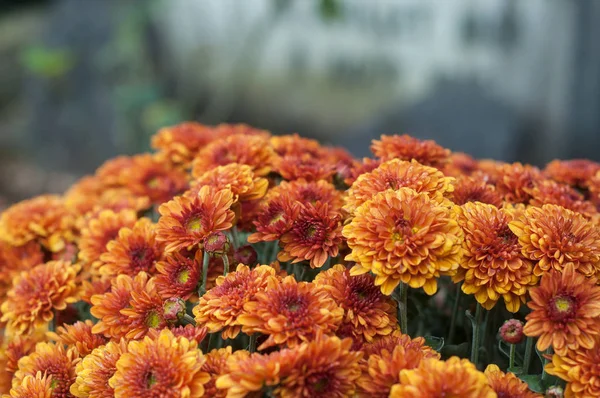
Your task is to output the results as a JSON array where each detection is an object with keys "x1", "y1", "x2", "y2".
[
  {"x1": 182, "y1": 314, "x2": 196, "y2": 326},
  {"x1": 222, "y1": 254, "x2": 230, "y2": 276},
  {"x1": 394, "y1": 283, "x2": 409, "y2": 335},
  {"x1": 49, "y1": 311, "x2": 56, "y2": 333},
  {"x1": 230, "y1": 227, "x2": 240, "y2": 249},
  {"x1": 523, "y1": 336, "x2": 534, "y2": 374},
  {"x1": 448, "y1": 283, "x2": 462, "y2": 344},
  {"x1": 541, "y1": 348, "x2": 552, "y2": 381},
  {"x1": 199, "y1": 250, "x2": 210, "y2": 297},
  {"x1": 297, "y1": 265, "x2": 306, "y2": 282},
  {"x1": 470, "y1": 303, "x2": 483, "y2": 367},
  {"x1": 249, "y1": 334, "x2": 257, "y2": 353},
  {"x1": 268, "y1": 240, "x2": 279, "y2": 264},
  {"x1": 509, "y1": 343, "x2": 516, "y2": 370}
]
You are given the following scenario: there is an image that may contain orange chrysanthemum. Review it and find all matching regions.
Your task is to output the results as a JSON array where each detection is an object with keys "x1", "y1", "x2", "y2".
[
  {"x1": 270, "y1": 133, "x2": 322, "y2": 158},
  {"x1": 109, "y1": 329, "x2": 209, "y2": 398},
  {"x1": 95, "y1": 156, "x2": 135, "y2": 187},
  {"x1": 216, "y1": 350, "x2": 283, "y2": 398},
  {"x1": 238, "y1": 275, "x2": 343, "y2": 350},
  {"x1": 151, "y1": 121, "x2": 216, "y2": 166},
  {"x1": 70, "y1": 339, "x2": 128, "y2": 398},
  {"x1": 189, "y1": 163, "x2": 269, "y2": 202},
  {"x1": 275, "y1": 153, "x2": 337, "y2": 182},
  {"x1": 343, "y1": 188, "x2": 463, "y2": 295},
  {"x1": 91, "y1": 273, "x2": 137, "y2": 339},
  {"x1": 47, "y1": 320, "x2": 108, "y2": 357},
  {"x1": 4, "y1": 331, "x2": 47, "y2": 377},
  {"x1": 119, "y1": 272, "x2": 168, "y2": 339},
  {"x1": 453, "y1": 202, "x2": 537, "y2": 312},
  {"x1": 13, "y1": 342, "x2": 79, "y2": 398},
  {"x1": 371, "y1": 134, "x2": 451, "y2": 169},
  {"x1": 99, "y1": 218, "x2": 163, "y2": 277},
  {"x1": 78, "y1": 209, "x2": 137, "y2": 275},
  {"x1": 273, "y1": 334, "x2": 362, "y2": 398},
  {"x1": 526, "y1": 179, "x2": 597, "y2": 217},
  {"x1": 201, "y1": 347, "x2": 233, "y2": 398},
  {"x1": 79, "y1": 278, "x2": 111, "y2": 305},
  {"x1": 509, "y1": 204, "x2": 600, "y2": 277},
  {"x1": 523, "y1": 263, "x2": 600, "y2": 355},
  {"x1": 148, "y1": 324, "x2": 208, "y2": 344},
  {"x1": 213, "y1": 123, "x2": 271, "y2": 139},
  {"x1": 357, "y1": 333, "x2": 439, "y2": 398},
  {"x1": 1, "y1": 261, "x2": 79, "y2": 335},
  {"x1": 546, "y1": 338, "x2": 600, "y2": 398},
  {"x1": 155, "y1": 250, "x2": 202, "y2": 300},
  {"x1": 544, "y1": 159, "x2": 600, "y2": 189},
  {"x1": 247, "y1": 194, "x2": 299, "y2": 243},
  {"x1": 442, "y1": 152, "x2": 478, "y2": 177},
  {"x1": 192, "y1": 133, "x2": 275, "y2": 177},
  {"x1": 0, "y1": 195, "x2": 75, "y2": 252},
  {"x1": 344, "y1": 159, "x2": 454, "y2": 214},
  {"x1": 485, "y1": 364, "x2": 541, "y2": 398},
  {"x1": 193, "y1": 264, "x2": 276, "y2": 339},
  {"x1": 450, "y1": 175, "x2": 503, "y2": 207},
  {"x1": 117, "y1": 153, "x2": 189, "y2": 205},
  {"x1": 315, "y1": 264, "x2": 397, "y2": 342},
  {"x1": 389, "y1": 357, "x2": 495, "y2": 398},
  {"x1": 156, "y1": 186, "x2": 235, "y2": 253},
  {"x1": 495, "y1": 162, "x2": 544, "y2": 204},
  {"x1": 342, "y1": 157, "x2": 381, "y2": 187},
  {"x1": 279, "y1": 179, "x2": 344, "y2": 214},
  {"x1": 278, "y1": 202, "x2": 342, "y2": 268},
  {"x1": 6, "y1": 371, "x2": 53, "y2": 398},
  {"x1": 0, "y1": 241, "x2": 44, "y2": 302}
]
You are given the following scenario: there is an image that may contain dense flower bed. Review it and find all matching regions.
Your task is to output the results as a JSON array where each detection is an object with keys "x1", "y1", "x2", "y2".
[{"x1": 1, "y1": 122, "x2": 600, "y2": 397}]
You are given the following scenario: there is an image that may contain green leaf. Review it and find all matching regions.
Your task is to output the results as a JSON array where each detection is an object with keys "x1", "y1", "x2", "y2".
[
  {"x1": 424, "y1": 336, "x2": 444, "y2": 351},
  {"x1": 440, "y1": 342, "x2": 470, "y2": 358},
  {"x1": 507, "y1": 366, "x2": 523, "y2": 375},
  {"x1": 21, "y1": 46, "x2": 75, "y2": 78},
  {"x1": 518, "y1": 374, "x2": 544, "y2": 393}
]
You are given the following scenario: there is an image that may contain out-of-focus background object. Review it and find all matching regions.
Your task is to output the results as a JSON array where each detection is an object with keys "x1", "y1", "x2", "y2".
[{"x1": 1, "y1": 0, "x2": 600, "y2": 207}]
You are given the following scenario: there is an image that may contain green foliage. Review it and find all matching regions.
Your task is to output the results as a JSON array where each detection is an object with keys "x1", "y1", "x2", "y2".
[{"x1": 21, "y1": 45, "x2": 75, "y2": 78}]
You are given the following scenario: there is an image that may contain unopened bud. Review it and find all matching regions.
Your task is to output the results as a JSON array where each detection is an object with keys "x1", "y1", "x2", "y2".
[
  {"x1": 234, "y1": 245, "x2": 258, "y2": 266},
  {"x1": 500, "y1": 319, "x2": 525, "y2": 344},
  {"x1": 545, "y1": 386, "x2": 564, "y2": 398},
  {"x1": 204, "y1": 232, "x2": 230, "y2": 255},
  {"x1": 163, "y1": 298, "x2": 186, "y2": 322}
]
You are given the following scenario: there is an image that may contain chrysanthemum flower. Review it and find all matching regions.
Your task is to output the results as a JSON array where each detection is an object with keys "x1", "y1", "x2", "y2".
[
  {"x1": 4, "y1": 331, "x2": 47, "y2": 376},
  {"x1": 79, "y1": 278, "x2": 111, "y2": 305},
  {"x1": 47, "y1": 320, "x2": 107, "y2": 357},
  {"x1": 484, "y1": 364, "x2": 541, "y2": 398},
  {"x1": 238, "y1": 275, "x2": 343, "y2": 350},
  {"x1": 151, "y1": 121, "x2": 216, "y2": 166},
  {"x1": 109, "y1": 329, "x2": 209, "y2": 398},
  {"x1": 526, "y1": 179, "x2": 597, "y2": 217},
  {"x1": 389, "y1": 357, "x2": 495, "y2": 398},
  {"x1": 495, "y1": 162, "x2": 544, "y2": 204},
  {"x1": 146, "y1": 324, "x2": 208, "y2": 344},
  {"x1": 315, "y1": 264, "x2": 397, "y2": 342},
  {"x1": 189, "y1": 163, "x2": 269, "y2": 203},
  {"x1": 1, "y1": 261, "x2": 79, "y2": 335},
  {"x1": 119, "y1": 272, "x2": 168, "y2": 340},
  {"x1": 95, "y1": 156, "x2": 135, "y2": 187},
  {"x1": 216, "y1": 350, "x2": 283, "y2": 398},
  {"x1": 357, "y1": 333, "x2": 439, "y2": 398},
  {"x1": 274, "y1": 334, "x2": 362, "y2": 398},
  {"x1": 13, "y1": 342, "x2": 79, "y2": 398},
  {"x1": 193, "y1": 264, "x2": 276, "y2": 339},
  {"x1": 280, "y1": 179, "x2": 344, "y2": 214},
  {"x1": 509, "y1": 204, "x2": 600, "y2": 277},
  {"x1": 342, "y1": 157, "x2": 381, "y2": 187},
  {"x1": 544, "y1": 159, "x2": 600, "y2": 189},
  {"x1": 6, "y1": 371, "x2": 53, "y2": 398},
  {"x1": 278, "y1": 202, "x2": 342, "y2": 268},
  {"x1": 453, "y1": 202, "x2": 537, "y2": 312},
  {"x1": 545, "y1": 339, "x2": 600, "y2": 398},
  {"x1": 78, "y1": 209, "x2": 137, "y2": 275},
  {"x1": 192, "y1": 133, "x2": 276, "y2": 177},
  {"x1": 344, "y1": 159, "x2": 454, "y2": 214},
  {"x1": 343, "y1": 188, "x2": 463, "y2": 295},
  {"x1": 99, "y1": 218, "x2": 163, "y2": 277},
  {"x1": 155, "y1": 250, "x2": 202, "y2": 300},
  {"x1": 270, "y1": 133, "x2": 322, "y2": 158},
  {"x1": 213, "y1": 123, "x2": 271, "y2": 139},
  {"x1": 70, "y1": 339, "x2": 128, "y2": 398},
  {"x1": 450, "y1": 175, "x2": 503, "y2": 207},
  {"x1": 247, "y1": 194, "x2": 300, "y2": 243},
  {"x1": 156, "y1": 186, "x2": 235, "y2": 253},
  {"x1": 91, "y1": 273, "x2": 137, "y2": 339},
  {"x1": 201, "y1": 347, "x2": 233, "y2": 398},
  {"x1": 275, "y1": 153, "x2": 337, "y2": 182},
  {"x1": 0, "y1": 195, "x2": 75, "y2": 252},
  {"x1": 0, "y1": 241, "x2": 44, "y2": 303},
  {"x1": 523, "y1": 263, "x2": 600, "y2": 355},
  {"x1": 442, "y1": 152, "x2": 478, "y2": 177},
  {"x1": 371, "y1": 134, "x2": 451, "y2": 169},
  {"x1": 117, "y1": 153, "x2": 189, "y2": 205}
]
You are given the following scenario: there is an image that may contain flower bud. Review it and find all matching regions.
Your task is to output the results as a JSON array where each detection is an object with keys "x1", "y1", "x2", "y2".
[
  {"x1": 234, "y1": 245, "x2": 258, "y2": 266},
  {"x1": 499, "y1": 319, "x2": 525, "y2": 344},
  {"x1": 204, "y1": 232, "x2": 230, "y2": 255},
  {"x1": 163, "y1": 297, "x2": 186, "y2": 322},
  {"x1": 545, "y1": 386, "x2": 564, "y2": 398}
]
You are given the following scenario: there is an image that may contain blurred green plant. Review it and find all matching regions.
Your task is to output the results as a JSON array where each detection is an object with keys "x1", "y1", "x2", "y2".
[{"x1": 20, "y1": 45, "x2": 75, "y2": 78}]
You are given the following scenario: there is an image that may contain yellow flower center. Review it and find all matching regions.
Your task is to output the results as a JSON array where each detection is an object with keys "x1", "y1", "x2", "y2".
[
  {"x1": 146, "y1": 311, "x2": 161, "y2": 327},
  {"x1": 187, "y1": 217, "x2": 203, "y2": 232},
  {"x1": 554, "y1": 297, "x2": 572, "y2": 313},
  {"x1": 313, "y1": 377, "x2": 329, "y2": 393},
  {"x1": 146, "y1": 372, "x2": 158, "y2": 388},
  {"x1": 178, "y1": 269, "x2": 190, "y2": 283},
  {"x1": 548, "y1": 294, "x2": 576, "y2": 323}
]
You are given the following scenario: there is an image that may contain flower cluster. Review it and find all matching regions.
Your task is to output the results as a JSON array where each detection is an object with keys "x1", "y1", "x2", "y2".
[{"x1": 1, "y1": 122, "x2": 599, "y2": 396}]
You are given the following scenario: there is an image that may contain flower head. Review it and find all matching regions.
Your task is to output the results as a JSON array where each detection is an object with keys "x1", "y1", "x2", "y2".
[
  {"x1": 99, "y1": 217, "x2": 163, "y2": 277},
  {"x1": 499, "y1": 319, "x2": 525, "y2": 344},
  {"x1": 343, "y1": 188, "x2": 463, "y2": 295},
  {"x1": 526, "y1": 179, "x2": 597, "y2": 217},
  {"x1": 546, "y1": 340, "x2": 600, "y2": 398},
  {"x1": 155, "y1": 250, "x2": 202, "y2": 300},
  {"x1": 156, "y1": 186, "x2": 235, "y2": 253},
  {"x1": 119, "y1": 272, "x2": 168, "y2": 339},
  {"x1": 109, "y1": 329, "x2": 209, "y2": 397},
  {"x1": 275, "y1": 153, "x2": 336, "y2": 182},
  {"x1": 193, "y1": 264, "x2": 276, "y2": 339},
  {"x1": 147, "y1": 324, "x2": 208, "y2": 344},
  {"x1": 201, "y1": 347, "x2": 233, "y2": 398},
  {"x1": 389, "y1": 357, "x2": 496, "y2": 398},
  {"x1": 342, "y1": 158, "x2": 381, "y2": 187},
  {"x1": 450, "y1": 175, "x2": 503, "y2": 207},
  {"x1": 4, "y1": 331, "x2": 47, "y2": 377},
  {"x1": 371, "y1": 134, "x2": 450, "y2": 168},
  {"x1": 544, "y1": 159, "x2": 600, "y2": 189},
  {"x1": 442, "y1": 152, "x2": 478, "y2": 177},
  {"x1": 234, "y1": 245, "x2": 258, "y2": 266},
  {"x1": 91, "y1": 273, "x2": 137, "y2": 339},
  {"x1": 0, "y1": 241, "x2": 44, "y2": 303},
  {"x1": 151, "y1": 121, "x2": 216, "y2": 165},
  {"x1": 495, "y1": 162, "x2": 544, "y2": 204},
  {"x1": 247, "y1": 194, "x2": 300, "y2": 243},
  {"x1": 47, "y1": 320, "x2": 108, "y2": 357},
  {"x1": 509, "y1": 204, "x2": 600, "y2": 277},
  {"x1": 238, "y1": 275, "x2": 343, "y2": 350},
  {"x1": 1, "y1": 261, "x2": 79, "y2": 335},
  {"x1": 216, "y1": 350, "x2": 283, "y2": 398},
  {"x1": 6, "y1": 371, "x2": 53, "y2": 398},
  {"x1": 454, "y1": 202, "x2": 537, "y2": 312},
  {"x1": 204, "y1": 232, "x2": 231, "y2": 256},
  {"x1": 189, "y1": 163, "x2": 269, "y2": 202},
  {"x1": 523, "y1": 264, "x2": 600, "y2": 355},
  {"x1": 484, "y1": 364, "x2": 541, "y2": 398}
]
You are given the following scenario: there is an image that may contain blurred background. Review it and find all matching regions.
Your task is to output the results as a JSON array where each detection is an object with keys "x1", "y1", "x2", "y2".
[{"x1": 1, "y1": 0, "x2": 600, "y2": 207}]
